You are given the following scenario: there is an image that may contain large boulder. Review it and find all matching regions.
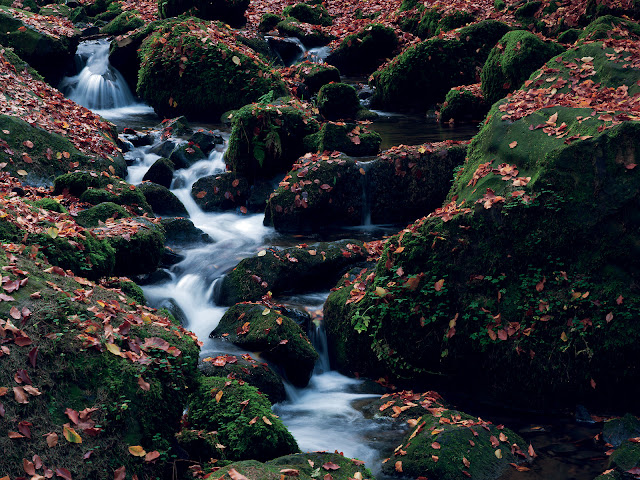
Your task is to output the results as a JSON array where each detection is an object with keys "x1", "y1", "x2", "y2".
[
  {"x1": 303, "y1": 122, "x2": 381, "y2": 157},
  {"x1": 100, "y1": 9, "x2": 143, "y2": 35},
  {"x1": 276, "y1": 17, "x2": 334, "y2": 48},
  {"x1": 217, "y1": 239, "x2": 367, "y2": 305},
  {"x1": 160, "y1": 217, "x2": 212, "y2": 245},
  {"x1": 210, "y1": 303, "x2": 318, "y2": 387},
  {"x1": 481, "y1": 30, "x2": 565, "y2": 105},
  {"x1": 370, "y1": 20, "x2": 510, "y2": 111},
  {"x1": 225, "y1": 100, "x2": 320, "y2": 179},
  {"x1": 326, "y1": 23, "x2": 399, "y2": 76},
  {"x1": 185, "y1": 377, "x2": 299, "y2": 460},
  {"x1": 137, "y1": 18, "x2": 287, "y2": 119},
  {"x1": 438, "y1": 84, "x2": 489, "y2": 123},
  {"x1": 283, "y1": 61, "x2": 340, "y2": 97},
  {"x1": 137, "y1": 181, "x2": 188, "y2": 217},
  {"x1": 191, "y1": 172, "x2": 250, "y2": 212},
  {"x1": 158, "y1": 0, "x2": 249, "y2": 26},
  {"x1": 282, "y1": 2, "x2": 332, "y2": 26},
  {"x1": 142, "y1": 157, "x2": 175, "y2": 188},
  {"x1": 325, "y1": 38, "x2": 640, "y2": 411},
  {"x1": 109, "y1": 21, "x2": 161, "y2": 93},
  {"x1": 396, "y1": 3, "x2": 475, "y2": 39}
]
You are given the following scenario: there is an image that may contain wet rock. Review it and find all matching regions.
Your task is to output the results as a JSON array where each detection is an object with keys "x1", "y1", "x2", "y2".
[
  {"x1": 287, "y1": 61, "x2": 340, "y2": 95},
  {"x1": 187, "y1": 128, "x2": 224, "y2": 156},
  {"x1": 304, "y1": 121, "x2": 381, "y2": 156},
  {"x1": 160, "y1": 247, "x2": 185, "y2": 267},
  {"x1": 168, "y1": 142, "x2": 205, "y2": 170},
  {"x1": 137, "y1": 182, "x2": 188, "y2": 217},
  {"x1": 191, "y1": 173, "x2": 250, "y2": 212},
  {"x1": 604, "y1": 414, "x2": 640, "y2": 448},
  {"x1": 266, "y1": 36, "x2": 305, "y2": 65},
  {"x1": 438, "y1": 85, "x2": 489, "y2": 123},
  {"x1": 210, "y1": 303, "x2": 318, "y2": 387},
  {"x1": 160, "y1": 217, "x2": 213, "y2": 245},
  {"x1": 100, "y1": 10, "x2": 143, "y2": 35},
  {"x1": 143, "y1": 157, "x2": 175, "y2": 189},
  {"x1": 276, "y1": 17, "x2": 335, "y2": 48},
  {"x1": 75, "y1": 202, "x2": 132, "y2": 228},
  {"x1": 610, "y1": 440, "x2": 640, "y2": 472},
  {"x1": 317, "y1": 83, "x2": 362, "y2": 121}
]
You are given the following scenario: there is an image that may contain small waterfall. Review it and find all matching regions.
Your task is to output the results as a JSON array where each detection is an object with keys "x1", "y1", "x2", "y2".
[
  {"x1": 266, "y1": 36, "x2": 332, "y2": 66},
  {"x1": 356, "y1": 160, "x2": 376, "y2": 226},
  {"x1": 309, "y1": 323, "x2": 330, "y2": 374}
]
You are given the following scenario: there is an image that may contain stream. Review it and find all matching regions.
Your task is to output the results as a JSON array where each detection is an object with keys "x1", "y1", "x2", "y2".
[{"x1": 59, "y1": 39, "x2": 610, "y2": 480}]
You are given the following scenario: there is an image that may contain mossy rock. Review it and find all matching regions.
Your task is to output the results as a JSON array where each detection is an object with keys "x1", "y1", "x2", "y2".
[
  {"x1": 438, "y1": 86, "x2": 489, "y2": 122},
  {"x1": 200, "y1": 353, "x2": 286, "y2": 403},
  {"x1": 258, "y1": 12, "x2": 282, "y2": 32},
  {"x1": 264, "y1": 154, "x2": 363, "y2": 232},
  {"x1": 158, "y1": 0, "x2": 249, "y2": 26},
  {"x1": 276, "y1": 17, "x2": 334, "y2": 48},
  {"x1": 329, "y1": 40, "x2": 640, "y2": 410},
  {"x1": 594, "y1": 471, "x2": 622, "y2": 480},
  {"x1": 0, "y1": 6, "x2": 79, "y2": 84},
  {"x1": 109, "y1": 20, "x2": 161, "y2": 92},
  {"x1": 370, "y1": 20, "x2": 511, "y2": 111},
  {"x1": 225, "y1": 101, "x2": 320, "y2": 180},
  {"x1": 582, "y1": 0, "x2": 640, "y2": 24},
  {"x1": 317, "y1": 83, "x2": 362, "y2": 121},
  {"x1": 367, "y1": 142, "x2": 468, "y2": 224},
  {"x1": 137, "y1": 181, "x2": 188, "y2": 217},
  {"x1": 191, "y1": 172, "x2": 250, "y2": 212},
  {"x1": 92, "y1": 217, "x2": 166, "y2": 276},
  {"x1": 267, "y1": 452, "x2": 375, "y2": 479},
  {"x1": 303, "y1": 122, "x2": 381, "y2": 156},
  {"x1": 290, "y1": 61, "x2": 340, "y2": 95},
  {"x1": 211, "y1": 303, "x2": 318, "y2": 387},
  {"x1": 0, "y1": 43, "x2": 44, "y2": 80},
  {"x1": 578, "y1": 15, "x2": 640, "y2": 42},
  {"x1": 75, "y1": 201, "x2": 133, "y2": 228},
  {"x1": 32, "y1": 197, "x2": 67, "y2": 213},
  {"x1": 326, "y1": 23, "x2": 399, "y2": 76},
  {"x1": 53, "y1": 170, "x2": 108, "y2": 197},
  {"x1": 0, "y1": 114, "x2": 126, "y2": 183},
  {"x1": 160, "y1": 217, "x2": 212, "y2": 245},
  {"x1": 481, "y1": 30, "x2": 565, "y2": 105},
  {"x1": 603, "y1": 414, "x2": 640, "y2": 448},
  {"x1": 217, "y1": 239, "x2": 367, "y2": 305},
  {"x1": 282, "y1": 3, "x2": 332, "y2": 26},
  {"x1": 397, "y1": 5, "x2": 475, "y2": 40},
  {"x1": 137, "y1": 18, "x2": 287, "y2": 120},
  {"x1": 142, "y1": 157, "x2": 175, "y2": 188},
  {"x1": 381, "y1": 407, "x2": 529, "y2": 479},
  {"x1": 557, "y1": 28, "x2": 581, "y2": 44},
  {"x1": 100, "y1": 9, "x2": 143, "y2": 35},
  {"x1": 116, "y1": 279, "x2": 146, "y2": 304},
  {"x1": 158, "y1": 115, "x2": 192, "y2": 138},
  {"x1": 186, "y1": 377, "x2": 299, "y2": 460},
  {"x1": 0, "y1": 247, "x2": 200, "y2": 478},
  {"x1": 187, "y1": 128, "x2": 224, "y2": 155},
  {"x1": 168, "y1": 142, "x2": 205, "y2": 170},
  {"x1": 610, "y1": 440, "x2": 640, "y2": 471}
]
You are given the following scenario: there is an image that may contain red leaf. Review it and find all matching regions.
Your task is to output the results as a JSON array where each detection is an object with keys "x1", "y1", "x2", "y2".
[
  {"x1": 24, "y1": 458, "x2": 36, "y2": 475},
  {"x1": 322, "y1": 462, "x2": 341, "y2": 470},
  {"x1": 114, "y1": 466, "x2": 126, "y2": 480},
  {"x1": 18, "y1": 420, "x2": 32, "y2": 438},
  {"x1": 28, "y1": 347, "x2": 38, "y2": 368},
  {"x1": 56, "y1": 468, "x2": 73, "y2": 480},
  {"x1": 65, "y1": 408, "x2": 80, "y2": 424},
  {"x1": 509, "y1": 141, "x2": 517, "y2": 148},
  {"x1": 145, "y1": 451, "x2": 160, "y2": 462},
  {"x1": 434, "y1": 279, "x2": 444, "y2": 291}
]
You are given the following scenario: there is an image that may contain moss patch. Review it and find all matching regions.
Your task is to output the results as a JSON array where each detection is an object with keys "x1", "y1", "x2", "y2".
[{"x1": 304, "y1": 122, "x2": 381, "y2": 156}]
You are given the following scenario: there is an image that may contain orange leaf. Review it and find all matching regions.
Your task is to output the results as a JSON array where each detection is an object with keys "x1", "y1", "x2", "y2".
[
  {"x1": 129, "y1": 445, "x2": 146, "y2": 457},
  {"x1": 431, "y1": 442, "x2": 441, "y2": 449},
  {"x1": 196, "y1": 191, "x2": 207, "y2": 198},
  {"x1": 63, "y1": 424, "x2": 82, "y2": 444},
  {"x1": 215, "y1": 390, "x2": 224, "y2": 403},
  {"x1": 45, "y1": 432, "x2": 58, "y2": 447},
  {"x1": 145, "y1": 451, "x2": 160, "y2": 462},
  {"x1": 228, "y1": 468, "x2": 249, "y2": 480},
  {"x1": 509, "y1": 141, "x2": 517, "y2": 148},
  {"x1": 262, "y1": 416, "x2": 272, "y2": 425},
  {"x1": 434, "y1": 279, "x2": 445, "y2": 291},
  {"x1": 395, "y1": 461, "x2": 402, "y2": 472}
]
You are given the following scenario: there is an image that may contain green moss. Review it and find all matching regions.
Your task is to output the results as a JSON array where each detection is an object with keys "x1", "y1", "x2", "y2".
[
  {"x1": 187, "y1": 377, "x2": 299, "y2": 460},
  {"x1": 370, "y1": 20, "x2": 510, "y2": 111},
  {"x1": 303, "y1": 121, "x2": 381, "y2": 156},
  {"x1": 276, "y1": 17, "x2": 334, "y2": 47},
  {"x1": 494, "y1": 0, "x2": 506, "y2": 11},
  {"x1": 282, "y1": 3, "x2": 332, "y2": 26},
  {"x1": 33, "y1": 197, "x2": 67, "y2": 213},
  {"x1": 514, "y1": 1, "x2": 542, "y2": 19},
  {"x1": 397, "y1": 7, "x2": 474, "y2": 39},
  {"x1": 75, "y1": 202, "x2": 133, "y2": 228},
  {"x1": 100, "y1": 10, "x2": 144, "y2": 35},
  {"x1": 116, "y1": 279, "x2": 146, "y2": 304},
  {"x1": 137, "y1": 182, "x2": 188, "y2": 217},
  {"x1": 258, "y1": 12, "x2": 282, "y2": 32},
  {"x1": 557, "y1": 28, "x2": 581, "y2": 44},
  {"x1": 578, "y1": 15, "x2": 640, "y2": 42},
  {"x1": 317, "y1": 83, "x2": 362, "y2": 120},
  {"x1": 439, "y1": 87, "x2": 489, "y2": 122},
  {"x1": 267, "y1": 452, "x2": 374, "y2": 479},
  {"x1": 481, "y1": 30, "x2": 564, "y2": 104},
  {"x1": 610, "y1": 441, "x2": 640, "y2": 471},
  {"x1": 326, "y1": 23, "x2": 398, "y2": 75},
  {"x1": 291, "y1": 61, "x2": 340, "y2": 94},
  {"x1": 137, "y1": 18, "x2": 286, "y2": 119},
  {"x1": 0, "y1": 44, "x2": 44, "y2": 80}
]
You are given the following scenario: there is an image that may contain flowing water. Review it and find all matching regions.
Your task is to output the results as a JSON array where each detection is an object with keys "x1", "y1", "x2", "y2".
[{"x1": 63, "y1": 41, "x2": 610, "y2": 480}]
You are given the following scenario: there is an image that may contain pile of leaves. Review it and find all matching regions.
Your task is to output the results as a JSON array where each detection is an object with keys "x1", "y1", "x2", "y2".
[{"x1": 3, "y1": 6, "x2": 77, "y2": 39}]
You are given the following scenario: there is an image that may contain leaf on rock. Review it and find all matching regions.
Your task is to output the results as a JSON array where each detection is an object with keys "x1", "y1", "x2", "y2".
[
  {"x1": 322, "y1": 462, "x2": 340, "y2": 471},
  {"x1": 129, "y1": 446, "x2": 146, "y2": 457},
  {"x1": 138, "y1": 377, "x2": 150, "y2": 391},
  {"x1": 45, "y1": 432, "x2": 58, "y2": 447},
  {"x1": 63, "y1": 424, "x2": 82, "y2": 444},
  {"x1": 228, "y1": 468, "x2": 249, "y2": 480},
  {"x1": 145, "y1": 451, "x2": 160, "y2": 462},
  {"x1": 114, "y1": 466, "x2": 125, "y2": 480},
  {"x1": 13, "y1": 386, "x2": 29, "y2": 404},
  {"x1": 509, "y1": 141, "x2": 517, "y2": 149},
  {"x1": 55, "y1": 468, "x2": 73, "y2": 480}
]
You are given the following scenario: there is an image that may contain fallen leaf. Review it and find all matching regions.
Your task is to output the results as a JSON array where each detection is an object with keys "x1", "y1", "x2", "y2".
[
  {"x1": 55, "y1": 468, "x2": 72, "y2": 480},
  {"x1": 228, "y1": 468, "x2": 249, "y2": 480},
  {"x1": 138, "y1": 377, "x2": 150, "y2": 391},
  {"x1": 63, "y1": 424, "x2": 82, "y2": 444},
  {"x1": 145, "y1": 451, "x2": 160, "y2": 462},
  {"x1": 129, "y1": 445, "x2": 146, "y2": 457},
  {"x1": 114, "y1": 466, "x2": 125, "y2": 480},
  {"x1": 322, "y1": 462, "x2": 340, "y2": 470},
  {"x1": 509, "y1": 141, "x2": 517, "y2": 148}
]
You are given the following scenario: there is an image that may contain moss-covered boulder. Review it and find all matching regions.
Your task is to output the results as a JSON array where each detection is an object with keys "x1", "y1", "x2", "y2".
[
  {"x1": 186, "y1": 376, "x2": 299, "y2": 460},
  {"x1": 264, "y1": 153, "x2": 363, "y2": 232},
  {"x1": 137, "y1": 18, "x2": 286, "y2": 119},
  {"x1": 0, "y1": 114, "x2": 126, "y2": 183},
  {"x1": 438, "y1": 84, "x2": 489, "y2": 123},
  {"x1": 604, "y1": 414, "x2": 640, "y2": 448},
  {"x1": 304, "y1": 122, "x2": 381, "y2": 156},
  {"x1": 370, "y1": 20, "x2": 510, "y2": 111},
  {"x1": 368, "y1": 141, "x2": 468, "y2": 224},
  {"x1": 610, "y1": 440, "x2": 640, "y2": 472},
  {"x1": 225, "y1": 100, "x2": 320, "y2": 179},
  {"x1": 211, "y1": 303, "x2": 318, "y2": 387},
  {"x1": 91, "y1": 217, "x2": 165, "y2": 276},
  {"x1": 276, "y1": 17, "x2": 334, "y2": 48},
  {"x1": 397, "y1": 4, "x2": 475, "y2": 39},
  {"x1": 158, "y1": 0, "x2": 249, "y2": 26},
  {"x1": 75, "y1": 201, "x2": 133, "y2": 228},
  {"x1": 286, "y1": 61, "x2": 341, "y2": 96},
  {"x1": 481, "y1": 30, "x2": 565, "y2": 105},
  {"x1": 0, "y1": 6, "x2": 79, "y2": 84},
  {"x1": 282, "y1": 2, "x2": 332, "y2": 26},
  {"x1": 326, "y1": 23, "x2": 399, "y2": 76},
  {"x1": 100, "y1": 9, "x2": 143, "y2": 35},
  {"x1": 217, "y1": 239, "x2": 367, "y2": 305},
  {"x1": 142, "y1": 157, "x2": 175, "y2": 188},
  {"x1": 326, "y1": 39, "x2": 640, "y2": 410},
  {"x1": 201, "y1": 353, "x2": 286, "y2": 403},
  {"x1": 191, "y1": 172, "x2": 250, "y2": 212},
  {"x1": 137, "y1": 181, "x2": 188, "y2": 217},
  {"x1": 0, "y1": 244, "x2": 200, "y2": 479},
  {"x1": 317, "y1": 83, "x2": 362, "y2": 121},
  {"x1": 160, "y1": 217, "x2": 212, "y2": 245},
  {"x1": 168, "y1": 142, "x2": 205, "y2": 170},
  {"x1": 259, "y1": 12, "x2": 282, "y2": 32},
  {"x1": 577, "y1": 15, "x2": 640, "y2": 42}
]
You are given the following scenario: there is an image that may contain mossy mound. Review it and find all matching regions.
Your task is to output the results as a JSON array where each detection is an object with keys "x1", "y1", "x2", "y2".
[
  {"x1": 603, "y1": 414, "x2": 640, "y2": 448},
  {"x1": 368, "y1": 141, "x2": 468, "y2": 224},
  {"x1": 326, "y1": 23, "x2": 399, "y2": 76},
  {"x1": 91, "y1": 217, "x2": 165, "y2": 277},
  {"x1": 370, "y1": 20, "x2": 510, "y2": 111},
  {"x1": 211, "y1": 303, "x2": 318, "y2": 387},
  {"x1": 397, "y1": 4, "x2": 475, "y2": 39},
  {"x1": 186, "y1": 376, "x2": 299, "y2": 460},
  {"x1": 304, "y1": 122, "x2": 381, "y2": 157},
  {"x1": 259, "y1": 12, "x2": 282, "y2": 32},
  {"x1": 191, "y1": 172, "x2": 250, "y2": 212},
  {"x1": 327, "y1": 39, "x2": 640, "y2": 410},
  {"x1": 137, "y1": 18, "x2": 286, "y2": 120},
  {"x1": 158, "y1": 0, "x2": 249, "y2": 26},
  {"x1": 168, "y1": 142, "x2": 205, "y2": 170},
  {"x1": 217, "y1": 239, "x2": 367, "y2": 305},
  {"x1": 276, "y1": 17, "x2": 334, "y2": 48},
  {"x1": 225, "y1": 100, "x2": 320, "y2": 180},
  {"x1": 577, "y1": 15, "x2": 640, "y2": 42},
  {"x1": 200, "y1": 353, "x2": 286, "y2": 403},
  {"x1": 481, "y1": 30, "x2": 565, "y2": 105},
  {"x1": 264, "y1": 154, "x2": 363, "y2": 232},
  {"x1": 438, "y1": 85, "x2": 489, "y2": 123},
  {"x1": 0, "y1": 6, "x2": 78, "y2": 84},
  {"x1": 610, "y1": 440, "x2": 640, "y2": 471},
  {"x1": 160, "y1": 217, "x2": 212, "y2": 246},
  {"x1": 100, "y1": 9, "x2": 143, "y2": 35},
  {"x1": 282, "y1": 3, "x2": 332, "y2": 26},
  {"x1": 289, "y1": 61, "x2": 340, "y2": 95},
  {"x1": 137, "y1": 181, "x2": 188, "y2": 217},
  {"x1": 0, "y1": 115, "x2": 125, "y2": 183},
  {"x1": 317, "y1": 83, "x2": 362, "y2": 121},
  {"x1": 75, "y1": 201, "x2": 133, "y2": 228},
  {"x1": 0, "y1": 245, "x2": 200, "y2": 479},
  {"x1": 142, "y1": 157, "x2": 175, "y2": 189}
]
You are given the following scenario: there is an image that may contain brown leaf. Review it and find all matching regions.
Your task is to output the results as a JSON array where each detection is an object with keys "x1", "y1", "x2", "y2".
[
  {"x1": 322, "y1": 462, "x2": 340, "y2": 470},
  {"x1": 45, "y1": 432, "x2": 58, "y2": 447},
  {"x1": 463, "y1": 457, "x2": 470, "y2": 468},
  {"x1": 279, "y1": 469, "x2": 299, "y2": 476},
  {"x1": 14, "y1": 386, "x2": 29, "y2": 404},
  {"x1": 434, "y1": 279, "x2": 444, "y2": 291},
  {"x1": 55, "y1": 468, "x2": 73, "y2": 480},
  {"x1": 395, "y1": 461, "x2": 402, "y2": 472},
  {"x1": 262, "y1": 415, "x2": 272, "y2": 425},
  {"x1": 138, "y1": 377, "x2": 150, "y2": 391},
  {"x1": 431, "y1": 442, "x2": 441, "y2": 449},
  {"x1": 228, "y1": 468, "x2": 249, "y2": 480},
  {"x1": 145, "y1": 451, "x2": 160, "y2": 462},
  {"x1": 24, "y1": 459, "x2": 36, "y2": 475},
  {"x1": 114, "y1": 466, "x2": 126, "y2": 480}
]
